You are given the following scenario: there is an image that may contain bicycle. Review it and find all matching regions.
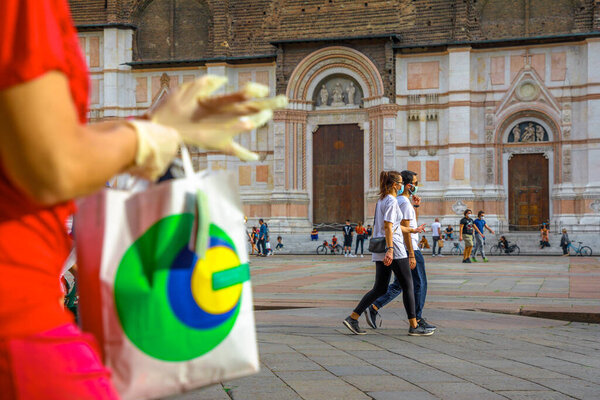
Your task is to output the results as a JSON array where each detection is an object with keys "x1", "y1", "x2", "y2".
[
  {"x1": 450, "y1": 242, "x2": 463, "y2": 256},
  {"x1": 490, "y1": 239, "x2": 520, "y2": 256},
  {"x1": 316, "y1": 240, "x2": 342, "y2": 255},
  {"x1": 566, "y1": 241, "x2": 593, "y2": 256}
]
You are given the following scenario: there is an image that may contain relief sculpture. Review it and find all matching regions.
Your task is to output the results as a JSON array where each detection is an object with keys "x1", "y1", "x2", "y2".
[{"x1": 507, "y1": 121, "x2": 549, "y2": 143}]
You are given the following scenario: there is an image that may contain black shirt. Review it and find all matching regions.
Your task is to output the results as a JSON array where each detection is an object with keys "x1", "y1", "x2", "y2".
[
  {"x1": 460, "y1": 217, "x2": 474, "y2": 235},
  {"x1": 343, "y1": 225, "x2": 353, "y2": 238}
]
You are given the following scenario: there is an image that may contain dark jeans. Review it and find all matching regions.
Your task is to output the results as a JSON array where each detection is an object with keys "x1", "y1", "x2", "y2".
[
  {"x1": 355, "y1": 237, "x2": 364, "y2": 254},
  {"x1": 431, "y1": 236, "x2": 441, "y2": 255},
  {"x1": 562, "y1": 244, "x2": 569, "y2": 255},
  {"x1": 257, "y1": 239, "x2": 266, "y2": 255},
  {"x1": 373, "y1": 250, "x2": 427, "y2": 320},
  {"x1": 353, "y1": 258, "x2": 416, "y2": 320},
  {"x1": 275, "y1": 243, "x2": 283, "y2": 250}
]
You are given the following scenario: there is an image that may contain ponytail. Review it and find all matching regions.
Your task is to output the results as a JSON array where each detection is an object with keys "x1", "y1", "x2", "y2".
[{"x1": 379, "y1": 170, "x2": 401, "y2": 199}]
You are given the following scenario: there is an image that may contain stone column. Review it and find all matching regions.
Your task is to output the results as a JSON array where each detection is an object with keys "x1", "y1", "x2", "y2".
[
  {"x1": 102, "y1": 28, "x2": 135, "y2": 119},
  {"x1": 445, "y1": 47, "x2": 474, "y2": 198},
  {"x1": 581, "y1": 38, "x2": 600, "y2": 226}
]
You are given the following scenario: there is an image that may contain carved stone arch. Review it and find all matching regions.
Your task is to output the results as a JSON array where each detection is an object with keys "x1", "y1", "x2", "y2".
[
  {"x1": 286, "y1": 47, "x2": 386, "y2": 110},
  {"x1": 495, "y1": 108, "x2": 561, "y2": 144},
  {"x1": 135, "y1": 0, "x2": 211, "y2": 61}
]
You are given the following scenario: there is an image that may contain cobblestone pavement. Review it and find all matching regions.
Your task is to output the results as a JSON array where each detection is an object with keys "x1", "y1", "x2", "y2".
[{"x1": 166, "y1": 255, "x2": 600, "y2": 400}]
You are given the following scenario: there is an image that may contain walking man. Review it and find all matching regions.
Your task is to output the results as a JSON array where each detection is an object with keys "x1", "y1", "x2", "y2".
[
  {"x1": 365, "y1": 170, "x2": 436, "y2": 333},
  {"x1": 257, "y1": 218, "x2": 268, "y2": 257},
  {"x1": 343, "y1": 220, "x2": 355, "y2": 257},
  {"x1": 431, "y1": 218, "x2": 442, "y2": 257},
  {"x1": 472, "y1": 210, "x2": 495, "y2": 262},
  {"x1": 459, "y1": 209, "x2": 475, "y2": 263}
]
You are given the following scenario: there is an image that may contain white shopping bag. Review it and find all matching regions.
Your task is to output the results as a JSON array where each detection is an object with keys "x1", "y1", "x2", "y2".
[{"x1": 75, "y1": 149, "x2": 258, "y2": 400}]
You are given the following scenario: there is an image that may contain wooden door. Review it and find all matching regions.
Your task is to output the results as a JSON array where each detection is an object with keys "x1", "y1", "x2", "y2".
[
  {"x1": 312, "y1": 124, "x2": 364, "y2": 224},
  {"x1": 508, "y1": 154, "x2": 549, "y2": 231}
]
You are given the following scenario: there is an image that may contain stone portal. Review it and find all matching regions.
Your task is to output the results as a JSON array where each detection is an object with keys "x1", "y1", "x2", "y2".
[
  {"x1": 508, "y1": 153, "x2": 549, "y2": 231},
  {"x1": 312, "y1": 124, "x2": 364, "y2": 224}
]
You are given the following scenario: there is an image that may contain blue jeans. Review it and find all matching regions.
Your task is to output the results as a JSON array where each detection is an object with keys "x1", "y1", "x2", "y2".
[{"x1": 373, "y1": 250, "x2": 427, "y2": 320}]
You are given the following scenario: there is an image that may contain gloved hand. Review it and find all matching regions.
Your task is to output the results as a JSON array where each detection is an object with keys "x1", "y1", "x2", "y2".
[
  {"x1": 150, "y1": 75, "x2": 287, "y2": 161},
  {"x1": 125, "y1": 120, "x2": 181, "y2": 181}
]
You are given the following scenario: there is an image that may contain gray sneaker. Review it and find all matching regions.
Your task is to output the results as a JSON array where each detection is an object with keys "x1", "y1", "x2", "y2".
[
  {"x1": 365, "y1": 305, "x2": 381, "y2": 329},
  {"x1": 343, "y1": 316, "x2": 366, "y2": 335},
  {"x1": 408, "y1": 325, "x2": 434, "y2": 336},
  {"x1": 418, "y1": 318, "x2": 436, "y2": 331}
]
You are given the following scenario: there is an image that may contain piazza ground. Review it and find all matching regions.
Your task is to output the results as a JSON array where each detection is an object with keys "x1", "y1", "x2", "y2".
[{"x1": 167, "y1": 255, "x2": 600, "y2": 400}]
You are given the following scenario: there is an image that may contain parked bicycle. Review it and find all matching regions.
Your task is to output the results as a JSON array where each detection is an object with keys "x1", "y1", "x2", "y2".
[
  {"x1": 316, "y1": 240, "x2": 343, "y2": 255},
  {"x1": 450, "y1": 241, "x2": 463, "y2": 256},
  {"x1": 490, "y1": 238, "x2": 520, "y2": 256},
  {"x1": 567, "y1": 241, "x2": 593, "y2": 256}
]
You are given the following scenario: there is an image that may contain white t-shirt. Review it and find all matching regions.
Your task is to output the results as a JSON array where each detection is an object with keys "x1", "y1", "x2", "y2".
[
  {"x1": 397, "y1": 195, "x2": 419, "y2": 251},
  {"x1": 371, "y1": 195, "x2": 407, "y2": 262},
  {"x1": 431, "y1": 221, "x2": 441, "y2": 237}
]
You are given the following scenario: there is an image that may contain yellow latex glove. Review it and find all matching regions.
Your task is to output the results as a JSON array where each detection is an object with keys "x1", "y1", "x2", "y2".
[
  {"x1": 150, "y1": 75, "x2": 288, "y2": 161},
  {"x1": 126, "y1": 120, "x2": 181, "y2": 181}
]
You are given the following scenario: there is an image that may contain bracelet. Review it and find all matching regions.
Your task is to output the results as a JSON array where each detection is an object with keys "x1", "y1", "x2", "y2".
[
  {"x1": 385, "y1": 246, "x2": 394, "y2": 251},
  {"x1": 413, "y1": 205, "x2": 420, "y2": 208}
]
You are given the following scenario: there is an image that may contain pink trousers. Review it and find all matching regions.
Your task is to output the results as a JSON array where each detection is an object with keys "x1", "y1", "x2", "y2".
[{"x1": 0, "y1": 323, "x2": 120, "y2": 399}]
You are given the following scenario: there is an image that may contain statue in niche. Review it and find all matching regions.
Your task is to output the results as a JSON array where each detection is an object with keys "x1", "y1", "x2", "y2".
[
  {"x1": 535, "y1": 125, "x2": 544, "y2": 142},
  {"x1": 346, "y1": 82, "x2": 356, "y2": 105},
  {"x1": 521, "y1": 122, "x2": 536, "y2": 142},
  {"x1": 331, "y1": 82, "x2": 345, "y2": 107},
  {"x1": 319, "y1": 85, "x2": 329, "y2": 106},
  {"x1": 512, "y1": 125, "x2": 521, "y2": 142}
]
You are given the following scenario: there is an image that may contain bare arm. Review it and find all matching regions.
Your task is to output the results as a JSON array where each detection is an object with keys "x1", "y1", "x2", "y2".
[
  {"x1": 459, "y1": 224, "x2": 464, "y2": 240},
  {"x1": 401, "y1": 220, "x2": 414, "y2": 257},
  {"x1": 485, "y1": 224, "x2": 495, "y2": 234},
  {"x1": 0, "y1": 72, "x2": 137, "y2": 205},
  {"x1": 383, "y1": 221, "x2": 394, "y2": 266}
]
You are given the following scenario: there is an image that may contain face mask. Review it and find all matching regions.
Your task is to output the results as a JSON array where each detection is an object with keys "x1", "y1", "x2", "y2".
[
  {"x1": 396, "y1": 184, "x2": 404, "y2": 196},
  {"x1": 409, "y1": 184, "x2": 418, "y2": 195},
  {"x1": 467, "y1": 214, "x2": 472, "y2": 219}
]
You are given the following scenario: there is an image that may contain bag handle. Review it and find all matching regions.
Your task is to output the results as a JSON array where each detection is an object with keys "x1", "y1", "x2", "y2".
[{"x1": 180, "y1": 145, "x2": 195, "y2": 178}]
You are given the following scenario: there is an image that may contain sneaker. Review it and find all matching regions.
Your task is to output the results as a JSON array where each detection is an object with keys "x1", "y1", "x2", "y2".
[
  {"x1": 483, "y1": 257, "x2": 489, "y2": 262},
  {"x1": 408, "y1": 325, "x2": 434, "y2": 336},
  {"x1": 350, "y1": 254, "x2": 357, "y2": 258},
  {"x1": 360, "y1": 254, "x2": 364, "y2": 258},
  {"x1": 462, "y1": 259, "x2": 471, "y2": 263},
  {"x1": 365, "y1": 305, "x2": 381, "y2": 329},
  {"x1": 344, "y1": 253, "x2": 348, "y2": 257},
  {"x1": 471, "y1": 257, "x2": 477, "y2": 262},
  {"x1": 438, "y1": 254, "x2": 444, "y2": 257},
  {"x1": 432, "y1": 254, "x2": 436, "y2": 257},
  {"x1": 418, "y1": 318, "x2": 436, "y2": 331},
  {"x1": 343, "y1": 316, "x2": 366, "y2": 335}
]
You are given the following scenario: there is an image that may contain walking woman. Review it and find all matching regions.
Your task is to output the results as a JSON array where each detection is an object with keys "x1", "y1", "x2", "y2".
[
  {"x1": 0, "y1": 1, "x2": 283, "y2": 397},
  {"x1": 342, "y1": 171, "x2": 431, "y2": 336},
  {"x1": 250, "y1": 227, "x2": 259, "y2": 255},
  {"x1": 354, "y1": 221, "x2": 366, "y2": 257}
]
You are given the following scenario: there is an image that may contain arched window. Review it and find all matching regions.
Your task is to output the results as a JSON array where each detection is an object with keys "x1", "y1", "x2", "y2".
[{"x1": 136, "y1": 0, "x2": 210, "y2": 61}]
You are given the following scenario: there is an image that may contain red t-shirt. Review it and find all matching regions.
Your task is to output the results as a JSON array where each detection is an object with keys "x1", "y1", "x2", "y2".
[{"x1": 0, "y1": 0, "x2": 89, "y2": 337}]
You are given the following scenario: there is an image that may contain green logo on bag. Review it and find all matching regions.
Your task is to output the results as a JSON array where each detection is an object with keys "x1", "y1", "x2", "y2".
[{"x1": 114, "y1": 213, "x2": 250, "y2": 361}]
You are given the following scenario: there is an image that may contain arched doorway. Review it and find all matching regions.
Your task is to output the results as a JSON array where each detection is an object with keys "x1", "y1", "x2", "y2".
[
  {"x1": 508, "y1": 153, "x2": 549, "y2": 231},
  {"x1": 312, "y1": 124, "x2": 364, "y2": 224}
]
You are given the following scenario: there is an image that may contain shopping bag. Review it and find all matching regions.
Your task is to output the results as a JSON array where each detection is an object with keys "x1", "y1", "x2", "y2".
[{"x1": 74, "y1": 149, "x2": 258, "y2": 400}]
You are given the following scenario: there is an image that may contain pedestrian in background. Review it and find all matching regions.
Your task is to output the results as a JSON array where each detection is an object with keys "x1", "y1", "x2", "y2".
[
  {"x1": 343, "y1": 219, "x2": 355, "y2": 257},
  {"x1": 472, "y1": 210, "x2": 494, "y2": 262},
  {"x1": 459, "y1": 209, "x2": 475, "y2": 263},
  {"x1": 560, "y1": 228, "x2": 570, "y2": 256},
  {"x1": 540, "y1": 223, "x2": 551, "y2": 249},
  {"x1": 257, "y1": 218, "x2": 268, "y2": 256},
  {"x1": 354, "y1": 221, "x2": 366, "y2": 257},
  {"x1": 431, "y1": 218, "x2": 442, "y2": 256}
]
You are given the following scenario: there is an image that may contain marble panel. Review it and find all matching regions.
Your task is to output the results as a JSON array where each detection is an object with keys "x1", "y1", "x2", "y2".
[
  {"x1": 239, "y1": 166, "x2": 251, "y2": 186},
  {"x1": 490, "y1": 56, "x2": 505, "y2": 85},
  {"x1": 551, "y1": 52, "x2": 567, "y2": 81},
  {"x1": 453, "y1": 158, "x2": 465, "y2": 180},
  {"x1": 407, "y1": 161, "x2": 421, "y2": 176},
  {"x1": 170, "y1": 76, "x2": 179, "y2": 89},
  {"x1": 257, "y1": 126, "x2": 269, "y2": 151},
  {"x1": 90, "y1": 79, "x2": 100, "y2": 105},
  {"x1": 510, "y1": 55, "x2": 525, "y2": 82},
  {"x1": 426, "y1": 160, "x2": 439, "y2": 182},
  {"x1": 78, "y1": 37, "x2": 86, "y2": 52},
  {"x1": 407, "y1": 62, "x2": 439, "y2": 90},
  {"x1": 256, "y1": 71, "x2": 269, "y2": 87},
  {"x1": 89, "y1": 37, "x2": 100, "y2": 68},
  {"x1": 531, "y1": 53, "x2": 546, "y2": 81},
  {"x1": 238, "y1": 71, "x2": 252, "y2": 88},
  {"x1": 183, "y1": 74, "x2": 196, "y2": 84},
  {"x1": 135, "y1": 77, "x2": 148, "y2": 103},
  {"x1": 256, "y1": 165, "x2": 269, "y2": 183},
  {"x1": 151, "y1": 76, "x2": 161, "y2": 100}
]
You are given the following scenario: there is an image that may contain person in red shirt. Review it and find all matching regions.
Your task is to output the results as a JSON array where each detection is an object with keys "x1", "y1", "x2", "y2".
[{"x1": 0, "y1": 1, "x2": 283, "y2": 398}]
